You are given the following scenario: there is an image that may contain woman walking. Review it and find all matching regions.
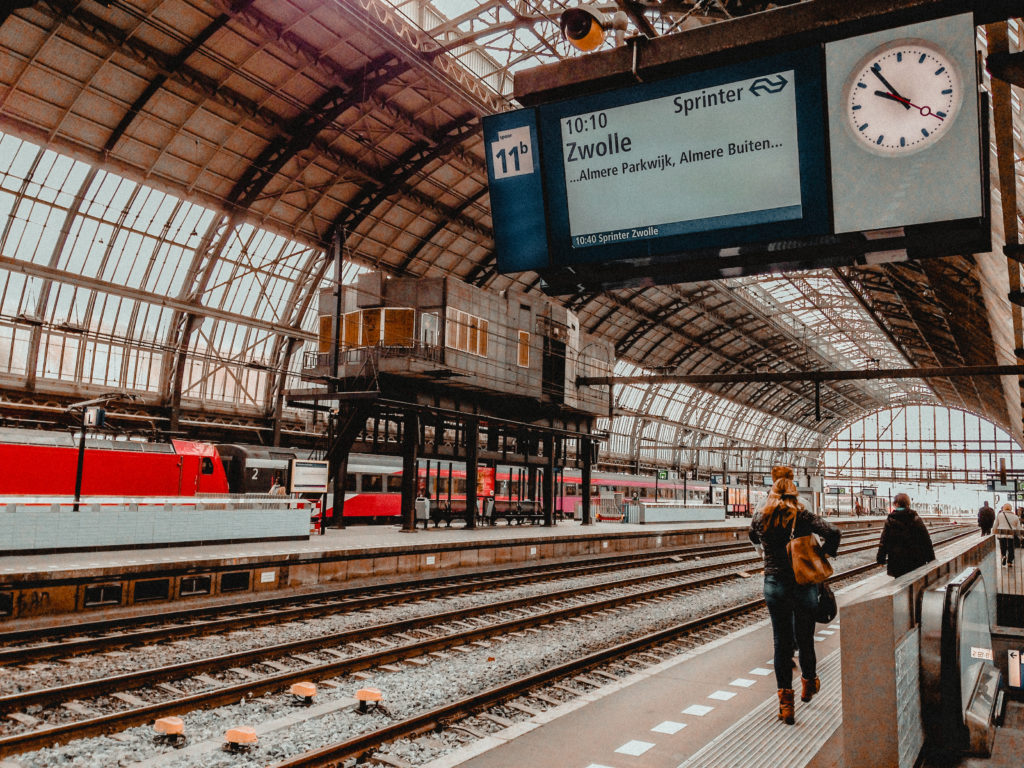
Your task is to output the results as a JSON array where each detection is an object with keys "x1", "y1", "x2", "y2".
[{"x1": 749, "y1": 466, "x2": 841, "y2": 724}]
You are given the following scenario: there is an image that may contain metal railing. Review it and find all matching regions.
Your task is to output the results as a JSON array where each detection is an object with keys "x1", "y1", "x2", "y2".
[{"x1": 303, "y1": 342, "x2": 442, "y2": 371}]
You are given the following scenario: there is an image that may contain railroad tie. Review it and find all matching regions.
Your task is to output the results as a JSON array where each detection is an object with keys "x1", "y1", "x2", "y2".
[
  {"x1": 367, "y1": 752, "x2": 414, "y2": 768},
  {"x1": 479, "y1": 713, "x2": 515, "y2": 728},
  {"x1": 6, "y1": 712, "x2": 41, "y2": 727},
  {"x1": 228, "y1": 667, "x2": 261, "y2": 680},
  {"x1": 110, "y1": 692, "x2": 148, "y2": 708}
]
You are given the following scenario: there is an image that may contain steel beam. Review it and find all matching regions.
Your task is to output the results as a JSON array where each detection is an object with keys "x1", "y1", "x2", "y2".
[{"x1": 580, "y1": 364, "x2": 1024, "y2": 386}]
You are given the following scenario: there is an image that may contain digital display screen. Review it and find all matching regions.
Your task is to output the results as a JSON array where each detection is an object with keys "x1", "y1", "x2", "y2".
[
  {"x1": 559, "y1": 70, "x2": 804, "y2": 247},
  {"x1": 535, "y1": 47, "x2": 830, "y2": 267}
]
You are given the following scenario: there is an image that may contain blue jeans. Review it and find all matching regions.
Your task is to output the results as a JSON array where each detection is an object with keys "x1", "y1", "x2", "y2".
[{"x1": 764, "y1": 575, "x2": 819, "y2": 689}]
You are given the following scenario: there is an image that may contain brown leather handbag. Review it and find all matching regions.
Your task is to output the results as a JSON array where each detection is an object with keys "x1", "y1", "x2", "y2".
[{"x1": 787, "y1": 517, "x2": 834, "y2": 585}]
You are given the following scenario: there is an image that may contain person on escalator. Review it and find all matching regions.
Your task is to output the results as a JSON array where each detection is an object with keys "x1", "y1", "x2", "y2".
[
  {"x1": 748, "y1": 465, "x2": 841, "y2": 726},
  {"x1": 875, "y1": 493, "x2": 934, "y2": 578}
]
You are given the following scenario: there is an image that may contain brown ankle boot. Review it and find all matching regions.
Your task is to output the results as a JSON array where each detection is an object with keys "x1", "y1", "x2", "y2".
[
  {"x1": 801, "y1": 676, "x2": 820, "y2": 702},
  {"x1": 777, "y1": 688, "x2": 795, "y2": 724}
]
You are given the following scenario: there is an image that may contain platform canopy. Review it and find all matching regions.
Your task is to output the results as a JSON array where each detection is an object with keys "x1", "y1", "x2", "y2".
[{"x1": 0, "y1": 0, "x2": 1019, "y2": 475}]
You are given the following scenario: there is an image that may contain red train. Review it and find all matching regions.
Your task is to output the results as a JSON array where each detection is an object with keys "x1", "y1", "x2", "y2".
[
  {"x1": 0, "y1": 431, "x2": 750, "y2": 521},
  {"x1": 316, "y1": 454, "x2": 748, "y2": 523},
  {"x1": 0, "y1": 428, "x2": 229, "y2": 496}
]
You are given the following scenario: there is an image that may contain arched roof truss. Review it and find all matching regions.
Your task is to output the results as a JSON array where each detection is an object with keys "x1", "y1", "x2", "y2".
[{"x1": 0, "y1": 0, "x2": 1018, "y2": 462}]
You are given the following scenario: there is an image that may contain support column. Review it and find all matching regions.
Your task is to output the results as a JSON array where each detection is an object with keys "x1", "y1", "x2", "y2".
[
  {"x1": 581, "y1": 436, "x2": 593, "y2": 526},
  {"x1": 466, "y1": 417, "x2": 478, "y2": 529},
  {"x1": 401, "y1": 410, "x2": 418, "y2": 532},
  {"x1": 331, "y1": 448, "x2": 348, "y2": 530},
  {"x1": 543, "y1": 432, "x2": 555, "y2": 527}
]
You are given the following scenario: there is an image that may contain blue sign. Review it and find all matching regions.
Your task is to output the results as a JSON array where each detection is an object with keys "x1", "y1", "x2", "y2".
[{"x1": 482, "y1": 110, "x2": 549, "y2": 273}]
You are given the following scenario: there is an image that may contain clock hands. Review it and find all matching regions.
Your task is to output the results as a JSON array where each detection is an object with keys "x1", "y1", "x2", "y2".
[
  {"x1": 868, "y1": 64, "x2": 910, "y2": 110},
  {"x1": 872, "y1": 90, "x2": 945, "y2": 120}
]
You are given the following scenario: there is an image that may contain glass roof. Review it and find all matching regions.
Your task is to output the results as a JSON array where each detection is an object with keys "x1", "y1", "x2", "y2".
[{"x1": 0, "y1": 0, "x2": 1015, "y2": 473}]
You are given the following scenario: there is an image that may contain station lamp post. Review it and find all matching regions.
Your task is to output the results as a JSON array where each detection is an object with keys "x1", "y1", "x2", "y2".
[{"x1": 66, "y1": 392, "x2": 134, "y2": 512}]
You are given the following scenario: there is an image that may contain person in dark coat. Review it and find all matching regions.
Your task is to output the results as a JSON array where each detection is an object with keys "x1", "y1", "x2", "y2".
[
  {"x1": 749, "y1": 466, "x2": 841, "y2": 725},
  {"x1": 978, "y1": 501, "x2": 995, "y2": 536},
  {"x1": 876, "y1": 493, "x2": 935, "y2": 577}
]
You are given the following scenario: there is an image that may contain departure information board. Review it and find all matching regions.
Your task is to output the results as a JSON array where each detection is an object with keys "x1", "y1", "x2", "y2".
[
  {"x1": 558, "y1": 70, "x2": 804, "y2": 247},
  {"x1": 534, "y1": 47, "x2": 829, "y2": 268},
  {"x1": 482, "y1": 13, "x2": 987, "y2": 289}
]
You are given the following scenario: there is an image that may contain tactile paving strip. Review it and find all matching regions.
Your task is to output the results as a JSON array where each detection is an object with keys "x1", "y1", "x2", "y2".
[{"x1": 675, "y1": 648, "x2": 842, "y2": 768}]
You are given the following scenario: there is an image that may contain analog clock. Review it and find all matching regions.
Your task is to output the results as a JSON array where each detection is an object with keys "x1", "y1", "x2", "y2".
[{"x1": 842, "y1": 38, "x2": 962, "y2": 156}]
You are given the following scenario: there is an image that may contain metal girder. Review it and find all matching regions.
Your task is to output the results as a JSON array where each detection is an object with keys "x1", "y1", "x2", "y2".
[
  {"x1": 229, "y1": 55, "x2": 409, "y2": 211},
  {"x1": 580, "y1": 364, "x2": 1024, "y2": 387},
  {"x1": 102, "y1": 5, "x2": 247, "y2": 154},
  {"x1": 329, "y1": 115, "x2": 479, "y2": 240},
  {"x1": 396, "y1": 186, "x2": 488, "y2": 275},
  {"x1": 329, "y1": 0, "x2": 508, "y2": 115}
]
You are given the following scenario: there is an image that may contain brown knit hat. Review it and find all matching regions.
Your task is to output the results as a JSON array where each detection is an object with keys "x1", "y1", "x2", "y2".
[{"x1": 771, "y1": 465, "x2": 794, "y2": 482}]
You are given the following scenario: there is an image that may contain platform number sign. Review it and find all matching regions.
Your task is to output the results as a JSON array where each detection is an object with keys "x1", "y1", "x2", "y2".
[
  {"x1": 489, "y1": 125, "x2": 534, "y2": 179},
  {"x1": 482, "y1": 109, "x2": 549, "y2": 273}
]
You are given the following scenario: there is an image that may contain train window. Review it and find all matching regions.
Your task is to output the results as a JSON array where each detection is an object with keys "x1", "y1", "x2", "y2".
[
  {"x1": 134, "y1": 579, "x2": 170, "y2": 602},
  {"x1": 201, "y1": 457, "x2": 214, "y2": 475},
  {"x1": 564, "y1": 483, "x2": 578, "y2": 496},
  {"x1": 361, "y1": 474, "x2": 384, "y2": 492},
  {"x1": 386, "y1": 475, "x2": 402, "y2": 492},
  {"x1": 453, "y1": 478, "x2": 467, "y2": 494},
  {"x1": 180, "y1": 575, "x2": 212, "y2": 597},
  {"x1": 591, "y1": 485, "x2": 599, "y2": 496},
  {"x1": 221, "y1": 571, "x2": 250, "y2": 592},
  {"x1": 84, "y1": 584, "x2": 122, "y2": 608},
  {"x1": 345, "y1": 473, "x2": 357, "y2": 491},
  {"x1": 0, "y1": 592, "x2": 11, "y2": 617}
]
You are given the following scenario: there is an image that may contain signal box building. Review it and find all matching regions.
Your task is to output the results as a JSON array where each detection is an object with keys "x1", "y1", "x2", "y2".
[{"x1": 308, "y1": 272, "x2": 613, "y2": 418}]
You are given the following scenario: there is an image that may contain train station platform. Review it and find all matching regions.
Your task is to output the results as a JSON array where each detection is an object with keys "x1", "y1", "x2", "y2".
[
  {"x1": 0, "y1": 516, "x2": 888, "y2": 624},
  {"x1": 418, "y1": 531, "x2": 1009, "y2": 768},
  {"x1": 431, "y1": 589, "x2": 847, "y2": 768}
]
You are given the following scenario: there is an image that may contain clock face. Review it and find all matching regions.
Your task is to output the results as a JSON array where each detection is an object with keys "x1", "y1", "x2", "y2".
[{"x1": 843, "y1": 39, "x2": 962, "y2": 156}]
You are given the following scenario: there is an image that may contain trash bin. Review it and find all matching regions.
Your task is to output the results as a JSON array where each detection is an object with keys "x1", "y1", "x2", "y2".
[{"x1": 414, "y1": 497, "x2": 430, "y2": 526}]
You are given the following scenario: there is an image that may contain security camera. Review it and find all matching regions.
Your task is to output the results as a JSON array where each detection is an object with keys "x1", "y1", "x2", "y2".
[{"x1": 559, "y1": 5, "x2": 609, "y2": 52}]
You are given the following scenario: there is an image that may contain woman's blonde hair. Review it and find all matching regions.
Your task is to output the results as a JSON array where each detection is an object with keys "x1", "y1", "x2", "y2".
[{"x1": 761, "y1": 474, "x2": 802, "y2": 530}]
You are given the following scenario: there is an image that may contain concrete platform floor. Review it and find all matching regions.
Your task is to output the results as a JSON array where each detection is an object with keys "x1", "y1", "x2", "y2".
[
  {"x1": 423, "y1": 615, "x2": 844, "y2": 768},
  {"x1": 0, "y1": 518, "x2": 772, "y2": 578}
]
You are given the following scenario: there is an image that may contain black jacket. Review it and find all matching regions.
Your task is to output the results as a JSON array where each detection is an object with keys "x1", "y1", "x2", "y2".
[
  {"x1": 749, "y1": 507, "x2": 841, "y2": 582},
  {"x1": 979, "y1": 504, "x2": 995, "y2": 532},
  {"x1": 876, "y1": 507, "x2": 935, "y2": 577}
]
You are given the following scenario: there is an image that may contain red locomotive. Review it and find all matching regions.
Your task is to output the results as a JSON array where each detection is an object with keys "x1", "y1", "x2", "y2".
[{"x1": 0, "y1": 428, "x2": 229, "y2": 496}]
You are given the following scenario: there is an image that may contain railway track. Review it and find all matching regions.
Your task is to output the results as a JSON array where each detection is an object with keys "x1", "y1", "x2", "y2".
[
  {"x1": 0, "y1": 526, "x2": 969, "y2": 763},
  {"x1": 0, "y1": 524, "x2": 902, "y2": 664},
  {"x1": 270, "y1": 560, "x2": 880, "y2": 768}
]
